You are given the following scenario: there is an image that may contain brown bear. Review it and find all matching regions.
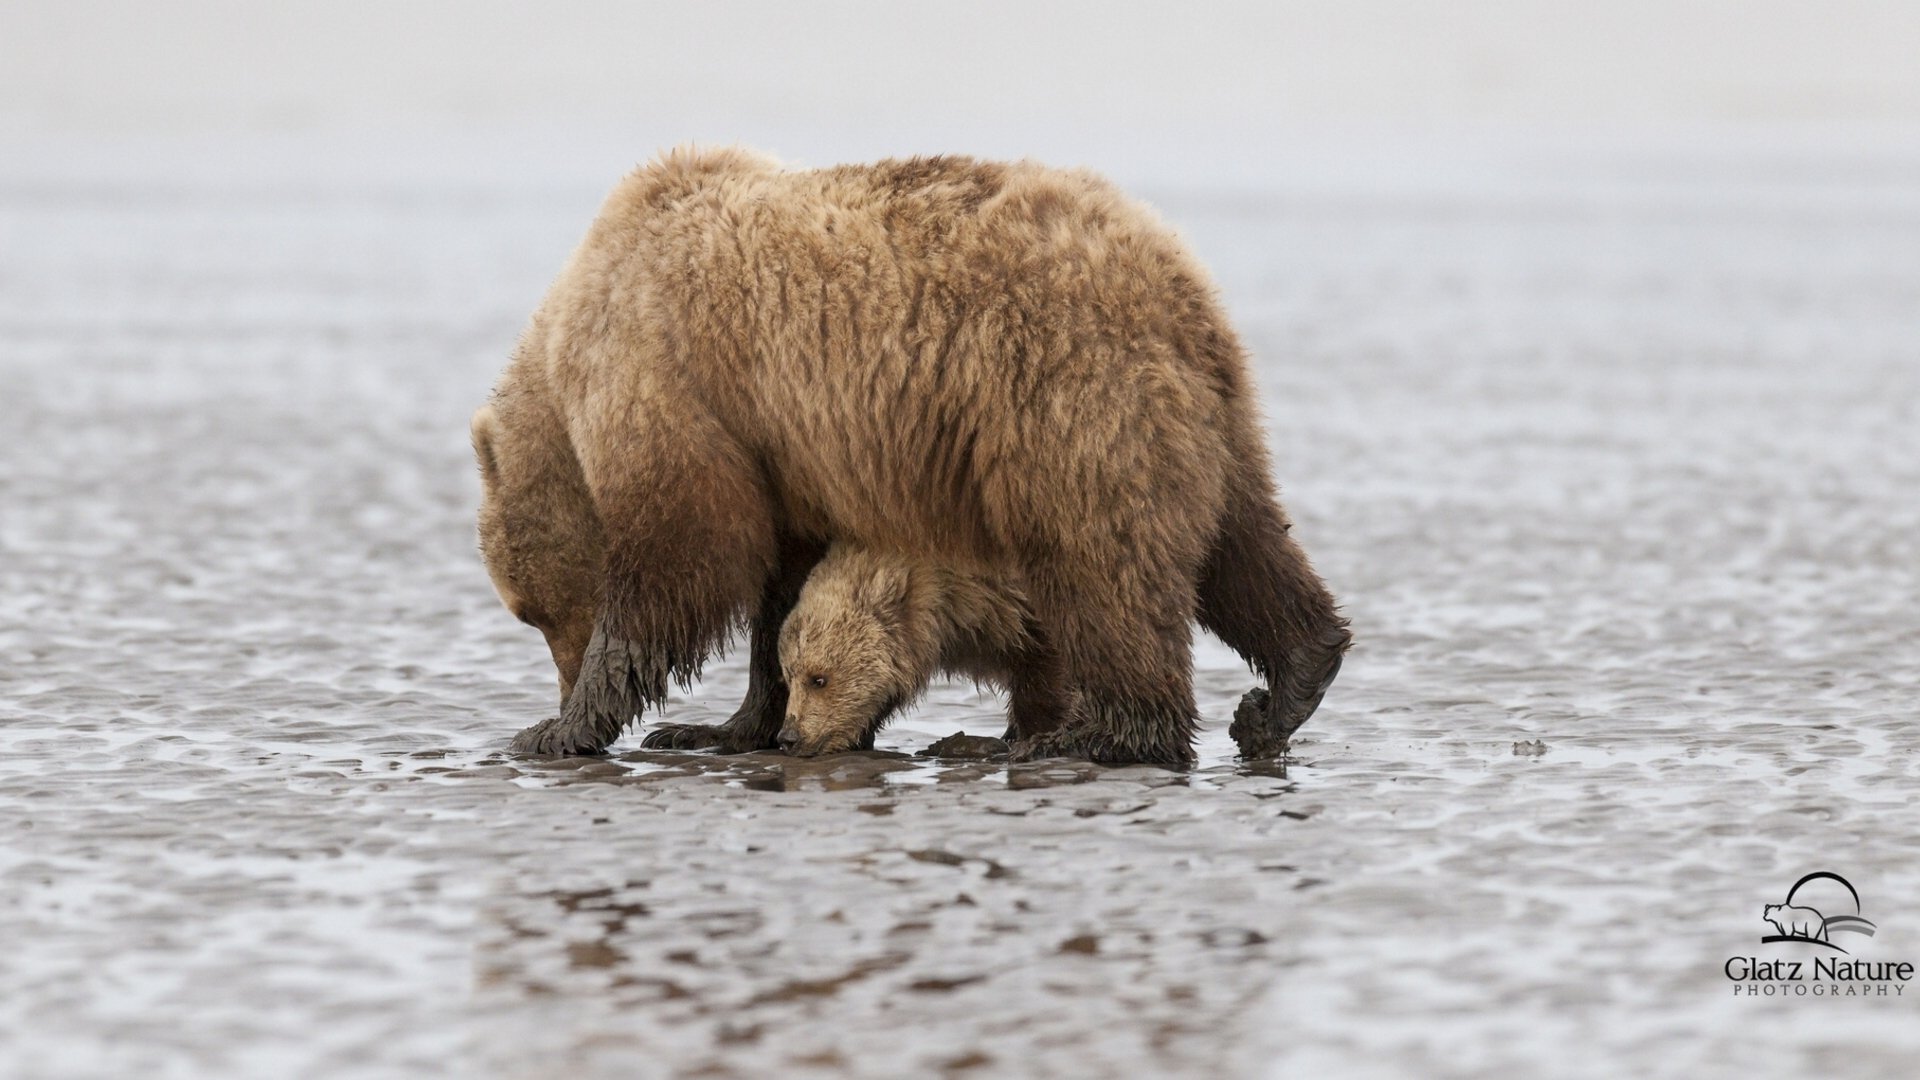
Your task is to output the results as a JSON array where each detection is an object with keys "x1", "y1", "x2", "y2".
[
  {"x1": 774, "y1": 544, "x2": 1063, "y2": 756},
  {"x1": 472, "y1": 147, "x2": 1349, "y2": 765}
]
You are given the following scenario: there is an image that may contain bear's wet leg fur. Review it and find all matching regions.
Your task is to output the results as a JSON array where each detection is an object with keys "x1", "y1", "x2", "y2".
[
  {"x1": 643, "y1": 532, "x2": 824, "y2": 752},
  {"x1": 1196, "y1": 480, "x2": 1351, "y2": 759},
  {"x1": 1013, "y1": 568, "x2": 1200, "y2": 766},
  {"x1": 1001, "y1": 616, "x2": 1075, "y2": 743},
  {"x1": 510, "y1": 420, "x2": 777, "y2": 756},
  {"x1": 511, "y1": 621, "x2": 667, "y2": 755}
]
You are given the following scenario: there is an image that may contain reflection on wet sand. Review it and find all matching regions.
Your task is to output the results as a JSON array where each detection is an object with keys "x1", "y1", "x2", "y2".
[{"x1": 460, "y1": 739, "x2": 1302, "y2": 1075}]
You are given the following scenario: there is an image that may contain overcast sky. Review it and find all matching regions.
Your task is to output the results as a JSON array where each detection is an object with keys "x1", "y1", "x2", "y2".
[
  {"x1": 4, "y1": 1, "x2": 1917, "y2": 195},
  {"x1": 5, "y1": 1, "x2": 1917, "y2": 135}
]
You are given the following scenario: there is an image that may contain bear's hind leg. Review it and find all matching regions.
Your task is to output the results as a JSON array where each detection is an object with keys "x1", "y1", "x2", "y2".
[
  {"x1": 1013, "y1": 569, "x2": 1199, "y2": 767},
  {"x1": 644, "y1": 533, "x2": 824, "y2": 753},
  {"x1": 1197, "y1": 486, "x2": 1351, "y2": 759},
  {"x1": 1002, "y1": 617, "x2": 1075, "y2": 743}
]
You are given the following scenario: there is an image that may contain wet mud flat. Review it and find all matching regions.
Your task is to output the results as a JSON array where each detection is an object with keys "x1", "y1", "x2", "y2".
[{"x1": 3, "y1": 133, "x2": 1919, "y2": 1077}]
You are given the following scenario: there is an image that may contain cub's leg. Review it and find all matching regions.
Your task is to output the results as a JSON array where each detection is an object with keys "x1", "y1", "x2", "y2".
[{"x1": 643, "y1": 534, "x2": 824, "y2": 752}]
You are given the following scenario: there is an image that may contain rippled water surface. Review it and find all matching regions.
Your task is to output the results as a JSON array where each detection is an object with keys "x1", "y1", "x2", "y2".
[{"x1": 3, "y1": 134, "x2": 1918, "y2": 1078}]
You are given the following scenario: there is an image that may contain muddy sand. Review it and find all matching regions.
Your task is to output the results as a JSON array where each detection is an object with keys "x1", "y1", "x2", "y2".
[{"x1": 2, "y1": 133, "x2": 1918, "y2": 1077}]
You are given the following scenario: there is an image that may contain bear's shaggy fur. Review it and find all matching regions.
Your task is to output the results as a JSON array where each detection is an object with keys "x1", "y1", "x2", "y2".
[
  {"x1": 474, "y1": 147, "x2": 1349, "y2": 765},
  {"x1": 775, "y1": 545, "x2": 1064, "y2": 756}
]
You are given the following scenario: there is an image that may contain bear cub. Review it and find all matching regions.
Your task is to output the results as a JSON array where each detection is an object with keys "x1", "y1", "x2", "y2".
[{"x1": 775, "y1": 545, "x2": 1066, "y2": 756}]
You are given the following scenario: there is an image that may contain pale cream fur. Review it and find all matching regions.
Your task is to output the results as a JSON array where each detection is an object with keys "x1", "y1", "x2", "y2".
[{"x1": 777, "y1": 545, "x2": 1034, "y2": 755}]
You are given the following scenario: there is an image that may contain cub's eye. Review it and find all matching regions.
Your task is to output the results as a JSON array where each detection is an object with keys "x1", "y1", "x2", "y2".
[{"x1": 809, "y1": 674, "x2": 829, "y2": 689}]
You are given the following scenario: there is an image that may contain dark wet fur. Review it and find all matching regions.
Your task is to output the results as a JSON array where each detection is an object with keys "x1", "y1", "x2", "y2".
[{"x1": 1195, "y1": 431, "x2": 1352, "y2": 759}]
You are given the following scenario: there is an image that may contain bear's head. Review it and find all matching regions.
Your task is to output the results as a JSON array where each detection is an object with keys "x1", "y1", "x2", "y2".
[
  {"x1": 777, "y1": 550, "x2": 924, "y2": 755},
  {"x1": 1761, "y1": 904, "x2": 1798, "y2": 934},
  {"x1": 472, "y1": 391, "x2": 605, "y2": 702}
]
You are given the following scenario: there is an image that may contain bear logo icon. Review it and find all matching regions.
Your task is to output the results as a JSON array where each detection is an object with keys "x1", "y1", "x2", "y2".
[
  {"x1": 1760, "y1": 872, "x2": 1877, "y2": 953},
  {"x1": 1762, "y1": 904, "x2": 1827, "y2": 942}
]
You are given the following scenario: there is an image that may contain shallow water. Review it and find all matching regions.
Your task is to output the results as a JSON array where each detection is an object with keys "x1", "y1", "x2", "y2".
[{"x1": 3, "y1": 133, "x2": 1918, "y2": 1078}]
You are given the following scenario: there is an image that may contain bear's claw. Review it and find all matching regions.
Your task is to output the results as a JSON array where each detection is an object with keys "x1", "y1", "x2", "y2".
[
  {"x1": 640, "y1": 717, "x2": 779, "y2": 753},
  {"x1": 1232, "y1": 633, "x2": 1349, "y2": 760},
  {"x1": 639, "y1": 722, "x2": 729, "y2": 751},
  {"x1": 1228, "y1": 688, "x2": 1286, "y2": 760},
  {"x1": 509, "y1": 715, "x2": 609, "y2": 757},
  {"x1": 1007, "y1": 730, "x2": 1074, "y2": 763},
  {"x1": 1009, "y1": 717, "x2": 1195, "y2": 767}
]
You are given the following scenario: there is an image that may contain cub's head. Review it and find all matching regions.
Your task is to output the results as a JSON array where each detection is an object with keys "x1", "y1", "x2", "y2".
[
  {"x1": 472, "y1": 393, "x2": 604, "y2": 702},
  {"x1": 777, "y1": 550, "x2": 923, "y2": 756}
]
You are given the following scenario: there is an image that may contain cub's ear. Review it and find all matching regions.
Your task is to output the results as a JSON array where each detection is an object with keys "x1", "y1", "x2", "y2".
[
  {"x1": 861, "y1": 564, "x2": 915, "y2": 630},
  {"x1": 470, "y1": 405, "x2": 501, "y2": 486}
]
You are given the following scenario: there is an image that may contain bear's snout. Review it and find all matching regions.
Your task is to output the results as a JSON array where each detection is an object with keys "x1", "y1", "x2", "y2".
[{"x1": 776, "y1": 724, "x2": 801, "y2": 754}]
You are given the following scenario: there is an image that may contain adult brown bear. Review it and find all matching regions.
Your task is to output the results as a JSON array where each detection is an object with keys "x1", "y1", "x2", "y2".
[{"x1": 472, "y1": 148, "x2": 1348, "y2": 765}]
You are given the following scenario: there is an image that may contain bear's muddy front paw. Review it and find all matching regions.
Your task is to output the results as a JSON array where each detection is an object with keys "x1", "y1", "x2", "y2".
[
  {"x1": 640, "y1": 718, "x2": 778, "y2": 753},
  {"x1": 639, "y1": 722, "x2": 729, "y2": 751},
  {"x1": 509, "y1": 715, "x2": 609, "y2": 757}
]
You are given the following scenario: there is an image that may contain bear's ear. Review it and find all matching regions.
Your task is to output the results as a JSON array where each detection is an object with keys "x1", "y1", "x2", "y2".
[
  {"x1": 471, "y1": 405, "x2": 501, "y2": 487},
  {"x1": 861, "y1": 564, "x2": 915, "y2": 630}
]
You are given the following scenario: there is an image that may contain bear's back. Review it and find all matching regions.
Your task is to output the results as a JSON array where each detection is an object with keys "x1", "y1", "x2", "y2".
[{"x1": 570, "y1": 148, "x2": 1244, "y2": 561}]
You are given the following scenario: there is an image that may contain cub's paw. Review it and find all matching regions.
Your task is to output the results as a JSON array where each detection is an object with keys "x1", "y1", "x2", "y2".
[
  {"x1": 510, "y1": 715, "x2": 610, "y2": 757},
  {"x1": 639, "y1": 722, "x2": 730, "y2": 751}
]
